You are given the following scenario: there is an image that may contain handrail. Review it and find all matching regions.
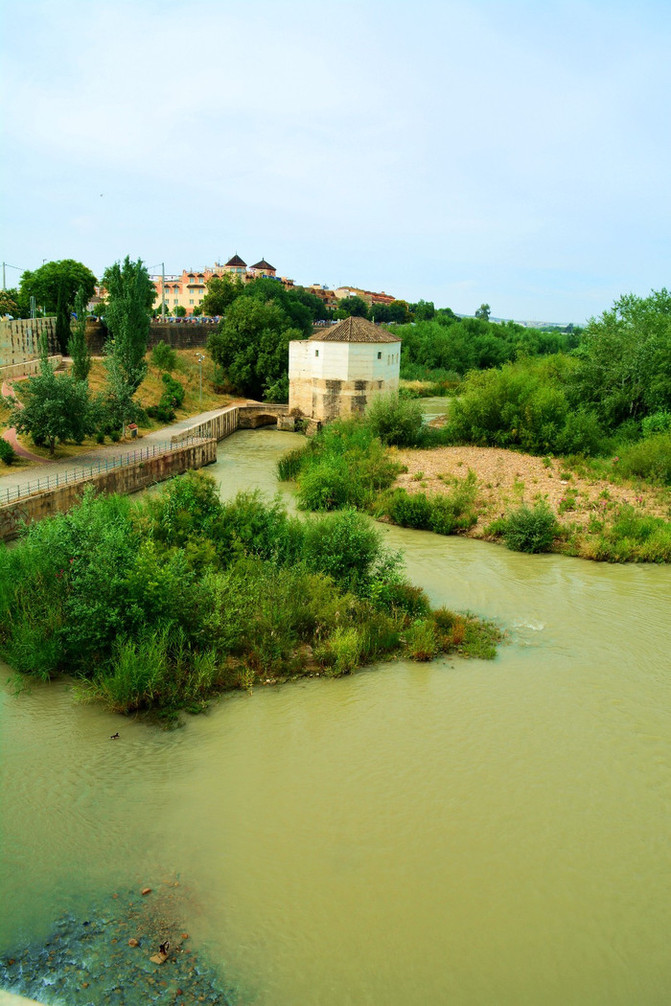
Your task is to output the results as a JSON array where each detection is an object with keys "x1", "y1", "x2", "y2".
[{"x1": 0, "y1": 436, "x2": 209, "y2": 506}]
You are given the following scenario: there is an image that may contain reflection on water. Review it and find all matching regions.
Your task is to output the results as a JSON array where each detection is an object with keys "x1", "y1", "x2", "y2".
[{"x1": 2, "y1": 429, "x2": 671, "y2": 1005}]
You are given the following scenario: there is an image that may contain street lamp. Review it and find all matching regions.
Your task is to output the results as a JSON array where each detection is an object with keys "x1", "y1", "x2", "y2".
[{"x1": 197, "y1": 353, "x2": 205, "y2": 408}]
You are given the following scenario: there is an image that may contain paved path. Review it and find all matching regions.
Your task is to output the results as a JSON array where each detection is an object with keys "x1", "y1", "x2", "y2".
[{"x1": 0, "y1": 403, "x2": 249, "y2": 500}]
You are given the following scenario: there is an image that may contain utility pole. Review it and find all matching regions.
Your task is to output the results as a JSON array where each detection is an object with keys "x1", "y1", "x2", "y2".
[
  {"x1": 161, "y1": 262, "x2": 166, "y2": 319},
  {"x1": 2, "y1": 262, "x2": 5, "y2": 291}
]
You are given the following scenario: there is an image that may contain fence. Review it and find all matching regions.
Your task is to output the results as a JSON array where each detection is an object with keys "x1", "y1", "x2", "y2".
[{"x1": 0, "y1": 437, "x2": 207, "y2": 506}]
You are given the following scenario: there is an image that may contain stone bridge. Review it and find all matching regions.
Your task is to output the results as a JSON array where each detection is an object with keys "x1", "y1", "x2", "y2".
[{"x1": 170, "y1": 402, "x2": 292, "y2": 444}]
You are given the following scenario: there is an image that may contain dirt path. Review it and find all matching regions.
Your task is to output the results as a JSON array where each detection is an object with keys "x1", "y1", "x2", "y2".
[{"x1": 393, "y1": 445, "x2": 669, "y2": 534}]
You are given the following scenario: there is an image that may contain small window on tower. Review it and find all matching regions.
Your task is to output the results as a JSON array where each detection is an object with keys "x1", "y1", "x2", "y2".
[
  {"x1": 315, "y1": 349, "x2": 319, "y2": 357},
  {"x1": 377, "y1": 351, "x2": 382, "y2": 359}
]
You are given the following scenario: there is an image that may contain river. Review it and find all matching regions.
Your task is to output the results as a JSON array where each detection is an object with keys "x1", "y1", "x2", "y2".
[{"x1": 1, "y1": 428, "x2": 670, "y2": 1005}]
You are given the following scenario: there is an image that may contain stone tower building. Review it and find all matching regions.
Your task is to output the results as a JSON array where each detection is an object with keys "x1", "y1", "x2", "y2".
[{"x1": 288, "y1": 316, "x2": 401, "y2": 424}]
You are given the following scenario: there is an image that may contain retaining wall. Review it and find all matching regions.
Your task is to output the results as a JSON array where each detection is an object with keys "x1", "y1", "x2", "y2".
[
  {"x1": 0, "y1": 439, "x2": 217, "y2": 542},
  {"x1": 0, "y1": 318, "x2": 59, "y2": 367},
  {"x1": 0, "y1": 355, "x2": 63, "y2": 382}
]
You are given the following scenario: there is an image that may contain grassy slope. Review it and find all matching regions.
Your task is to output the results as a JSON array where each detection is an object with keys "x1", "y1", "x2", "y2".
[{"x1": 1, "y1": 348, "x2": 237, "y2": 467}]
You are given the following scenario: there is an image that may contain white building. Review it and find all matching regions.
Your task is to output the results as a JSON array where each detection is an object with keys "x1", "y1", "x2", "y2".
[{"x1": 288, "y1": 316, "x2": 401, "y2": 423}]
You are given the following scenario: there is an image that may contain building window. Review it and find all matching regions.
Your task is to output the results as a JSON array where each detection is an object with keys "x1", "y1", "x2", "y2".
[
  {"x1": 377, "y1": 351, "x2": 382, "y2": 359},
  {"x1": 189, "y1": 299, "x2": 194, "y2": 305},
  {"x1": 174, "y1": 299, "x2": 178, "y2": 305},
  {"x1": 315, "y1": 349, "x2": 319, "y2": 357}
]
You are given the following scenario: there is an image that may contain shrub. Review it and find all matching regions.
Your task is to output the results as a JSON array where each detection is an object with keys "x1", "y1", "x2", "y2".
[
  {"x1": 151, "y1": 341, "x2": 178, "y2": 372},
  {"x1": 617, "y1": 432, "x2": 671, "y2": 485},
  {"x1": 326, "y1": 626, "x2": 362, "y2": 676},
  {"x1": 498, "y1": 502, "x2": 559, "y2": 553},
  {"x1": 406, "y1": 619, "x2": 438, "y2": 660},
  {"x1": 365, "y1": 393, "x2": 424, "y2": 446},
  {"x1": 302, "y1": 508, "x2": 386, "y2": 592},
  {"x1": 0, "y1": 438, "x2": 17, "y2": 465},
  {"x1": 642, "y1": 412, "x2": 671, "y2": 438}
]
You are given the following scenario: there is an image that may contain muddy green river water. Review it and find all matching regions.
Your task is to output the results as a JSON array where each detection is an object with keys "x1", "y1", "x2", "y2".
[{"x1": 2, "y1": 429, "x2": 671, "y2": 1005}]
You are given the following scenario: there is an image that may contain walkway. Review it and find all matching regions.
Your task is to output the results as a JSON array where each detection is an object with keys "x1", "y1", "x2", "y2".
[{"x1": 0, "y1": 405, "x2": 237, "y2": 499}]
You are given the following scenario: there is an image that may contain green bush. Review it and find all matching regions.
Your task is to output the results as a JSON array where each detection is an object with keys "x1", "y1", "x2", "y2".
[
  {"x1": 497, "y1": 502, "x2": 559, "y2": 553},
  {"x1": 0, "y1": 474, "x2": 499, "y2": 719},
  {"x1": 642, "y1": 412, "x2": 671, "y2": 438},
  {"x1": 617, "y1": 432, "x2": 671, "y2": 485},
  {"x1": 365, "y1": 393, "x2": 424, "y2": 446},
  {"x1": 151, "y1": 341, "x2": 178, "y2": 372},
  {"x1": 379, "y1": 473, "x2": 478, "y2": 536},
  {"x1": 0, "y1": 439, "x2": 17, "y2": 465},
  {"x1": 406, "y1": 619, "x2": 438, "y2": 660}
]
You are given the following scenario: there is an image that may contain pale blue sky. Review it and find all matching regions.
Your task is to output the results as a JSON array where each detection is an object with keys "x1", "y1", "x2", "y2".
[{"x1": 2, "y1": 0, "x2": 670, "y2": 323}]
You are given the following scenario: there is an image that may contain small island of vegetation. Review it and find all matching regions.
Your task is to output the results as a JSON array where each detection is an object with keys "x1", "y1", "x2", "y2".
[{"x1": 0, "y1": 472, "x2": 500, "y2": 723}]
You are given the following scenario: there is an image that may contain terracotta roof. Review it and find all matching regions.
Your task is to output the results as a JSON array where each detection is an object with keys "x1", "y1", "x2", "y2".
[
  {"x1": 251, "y1": 258, "x2": 275, "y2": 271},
  {"x1": 308, "y1": 317, "x2": 401, "y2": 344},
  {"x1": 225, "y1": 254, "x2": 247, "y2": 267}
]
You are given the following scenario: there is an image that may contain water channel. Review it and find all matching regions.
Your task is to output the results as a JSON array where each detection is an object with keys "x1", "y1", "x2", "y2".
[{"x1": 2, "y1": 428, "x2": 671, "y2": 1004}]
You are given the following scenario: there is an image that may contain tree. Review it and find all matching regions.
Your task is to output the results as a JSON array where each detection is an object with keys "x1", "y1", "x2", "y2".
[
  {"x1": 102, "y1": 355, "x2": 143, "y2": 437},
  {"x1": 569, "y1": 288, "x2": 671, "y2": 427},
  {"x1": 335, "y1": 295, "x2": 369, "y2": 319},
  {"x1": 102, "y1": 256, "x2": 154, "y2": 393},
  {"x1": 475, "y1": 303, "x2": 491, "y2": 321},
  {"x1": 411, "y1": 300, "x2": 435, "y2": 322},
  {"x1": 6, "y1": 356, "x2": 96, "y2": 456},
  {"x1": 0, "y1": 289, "x2": 20, "y2": 317},
  {"x1": 68, "y1": 287, "x2": 92, "y2": 382},
  {"x1": 200, "y1": 274, "x2": 244, "y2": 316},
  {"x1": 20, "y1": 259, "x2": 97, "y2": 352},
  {"x1": 208, "y1": 297, "x2": 302, "y2": 400}
]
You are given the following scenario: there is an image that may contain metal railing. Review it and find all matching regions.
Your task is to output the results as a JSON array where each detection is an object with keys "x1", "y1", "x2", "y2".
[{"x1": 1, "y1": 437, "x2": 208, "y2": 506}]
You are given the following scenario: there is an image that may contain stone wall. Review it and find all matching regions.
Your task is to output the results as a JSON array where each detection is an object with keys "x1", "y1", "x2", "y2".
[
  {"x1": 0, "y1": 439, "x2": 217, "y2": 542},
  {"x1": 0, "y1": 355, "x2": 63, "y2": 381},
  {"x1": 85, "y1": 320, "x2": 216, "y2": 355},
  {"x1": 0, "y1": 318, "x2": 59, "y2": 367}
]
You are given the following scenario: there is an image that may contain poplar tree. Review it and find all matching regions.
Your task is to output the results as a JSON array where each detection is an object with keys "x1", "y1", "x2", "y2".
[
  {"x1": 102, "y1": 256, "x2": 154, "y2": 393},
  {"x1": 68, "y1": 287, "x2": 92, "y2": 382}
]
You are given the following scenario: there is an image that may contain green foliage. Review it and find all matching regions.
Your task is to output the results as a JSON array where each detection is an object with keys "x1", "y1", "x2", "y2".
[
  {"x1": 475, "y1": 303, "x2": 491, "y2": 321},
  {"x1": 335, "y1": 295, "x2": 369, "y2": 319},
  {"x1": 0, "y1": 476, "x2": 498, "y2": 718},
  {"x1": 151, "y1": 340, "x2": 178, "y2": 372},
  {"x1": 200, "y1": 274, "x2": 244, "y2": 316},
  {"x1": 445, "y1": 357, "x2": 604, "y2": 456},
  {"x1": 102, "y1": 354, "x2": 144, "y2": 434},
  {"x1": 365, "y1": 393, "x2": 425, "y2": 447},
  {"x1": 289, "y1": 419, "x2": 402, "y2": 511},
  {"x1": 642, "y1": 412, "x2": 671, "y2": 438},
  {"x1": 208, "y1": 297, "x2": 303, "y2": 400},
  {"x1": 68, "y1": 287, "x2": 92, "y2": 382},
  {"x1": 493, "y1": 502, "x2": 559, "y2": 553},
  {"x1": 616, "y1": 432, "x2": 671, "y2": 485},
  {"x1": 0, "y1": 439, "x2": 17, "y2": 465},
  {"x1": 397, "y1": 317, "x2": 574, "y2": 379},
  {"x1": 19, "y1": 260, "x2": 97, "y2": 328},
  {"x1": 579, "y1": 505, "x2": 671, "y2": 563},
  {"x1": 406, "y1": 619, "x2": 438, "y2": 661},
  {"x1": 7, "y1": 357, "x2": 97, "y2": 455},
  {"x1": 145, "y1": 373, "x2": 185, "y2": 424},
  {"x1": 378, "y1": 473, "x2": 478, "y2": 536},
  {"x1": 570, "y1": 288, "x2": 671, "y2": 427},
  {"x1": 103, "y1": 256, "x2": 154, "y2": 393}
]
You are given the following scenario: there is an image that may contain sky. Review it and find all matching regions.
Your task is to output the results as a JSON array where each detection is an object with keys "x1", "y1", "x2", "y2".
[{"x1": 2, "y1": 0, "x2": 670, "y2": 325}]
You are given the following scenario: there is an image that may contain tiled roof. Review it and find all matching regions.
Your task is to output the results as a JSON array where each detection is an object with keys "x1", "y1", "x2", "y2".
[
  {"x1": 308, "y1": 316, "x2": 401, "y2": 344},
  {"x1": 251, "y1": 259, "x2": 275, "y2": 271},
  {"x1": 225, "y1": 254, "x2": 247, "y2": 267}
]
